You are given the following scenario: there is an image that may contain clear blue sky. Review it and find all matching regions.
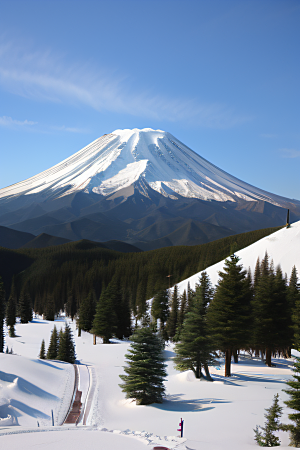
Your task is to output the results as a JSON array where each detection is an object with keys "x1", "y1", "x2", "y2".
[{"x1": 0, "y1": 0, "x2": 299, "y2": 200}]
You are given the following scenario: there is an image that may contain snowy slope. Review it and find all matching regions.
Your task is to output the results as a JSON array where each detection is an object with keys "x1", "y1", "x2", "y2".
[
  {"x1": 0, "y1": 353, "x2": 74, "y2": 427},
  {"x1": 3, "y1": 319, "x2": 295, "y2": 450},
  {"x1": 0, "y1": 128, "x2": 297, "y2": 208},
  {"x1": 175, "y1": 220, "x2": 300, "y2": 294}
]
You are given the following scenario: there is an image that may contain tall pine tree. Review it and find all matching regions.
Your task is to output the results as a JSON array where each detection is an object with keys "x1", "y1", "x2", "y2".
[
  {"x1": 207, "y1": 255, "x2": 251, "y2": 376},
  {"x1": 57, "y1": 323, "x2": 76, "y2": 364},
  {"x1": 6, "y1": 278, "x2": 17, "y2": 338},
  {"x1": 77, "y1": 291, "x2": 96, "y2": 333},
  {"x1": 47, "y1": 325, "x2": 59, "y2": 359},
  {"x1": 151, "y1": 288, "x2": 169, "y2": 339},
  {"x1": 18, "y1": 286, "x2": 33, "y2": 323},
  {"x1": 119, "y1": 327, "x2": 167, "y2": 405},
  {"x1": 92, "y1": 283, "x2": 117, "y2": 344},
  {"x1": 0, "y1": 276, "x2": 5, "y2": 352},
  {"x1": 289, "y1": 267, "x2": 300, "y2": 349},
  {"x1": 174, "y1": 272, "x2": 215, "y2": 380},
  {"x1": 167, "y1": 285, "x2": 179, "y2": 341}
]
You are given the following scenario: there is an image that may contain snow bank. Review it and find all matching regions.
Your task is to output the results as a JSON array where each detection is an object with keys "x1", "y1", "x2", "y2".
[{"x1": 0, "y1": 353, "x2": 74, "y2": 427}]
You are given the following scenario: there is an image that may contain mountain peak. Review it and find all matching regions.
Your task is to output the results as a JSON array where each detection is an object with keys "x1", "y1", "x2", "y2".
[{"x1": 0, "y1": 128, "x2": 297, "y2": 209}]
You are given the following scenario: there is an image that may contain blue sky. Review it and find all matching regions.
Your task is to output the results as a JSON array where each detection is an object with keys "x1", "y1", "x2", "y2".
[{"x1": 0, "y1": 0, "x2": 299, "y2": 199}]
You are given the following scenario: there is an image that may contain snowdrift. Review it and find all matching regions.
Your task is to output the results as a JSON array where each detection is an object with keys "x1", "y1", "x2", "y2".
[{"x1": 0, "y1": 354, "x2": 74, "y2": 427}]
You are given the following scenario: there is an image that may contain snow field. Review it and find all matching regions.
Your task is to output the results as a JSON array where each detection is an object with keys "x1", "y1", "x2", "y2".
[
  {"x1": 3, "y1": 220, "x2": 300, "y2": 450},
  {"x1": 176, "y1": 220, "x2": 300, "y2": 294},
  {"x1": 4, "y1": 318, "x2": 296, "y2": 449}
]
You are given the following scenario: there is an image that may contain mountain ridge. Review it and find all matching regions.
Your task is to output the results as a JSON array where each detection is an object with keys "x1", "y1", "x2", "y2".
[{"x1": 0, "y1": 128, "x2": 298, "y2": 247}]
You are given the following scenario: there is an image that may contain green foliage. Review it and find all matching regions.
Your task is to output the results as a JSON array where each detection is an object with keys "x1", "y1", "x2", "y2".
[
  {"x1": 92, "y1": 282, "x2": 117, "y2": 343},
  {"x1": 77, "y1": 291, "x2": 96, "y2": 332},
  {"x1": 6, "y1": 278, "x2": 16, "y2": 331},
  {"x1": 0, "y1": 227, "x2": 281, "y2": 319},
  {"x1": 57, "y1": 323, "x2": 76, "y2": 364},
  {"x1": 18, "y1": 286, "x2": 33, "y2": 323},
  {"x1": 119, "y1": 327, "x2": 167, "y2": 405},
  {"x1": 167, "y1": 285, "x2": 179, "y2": 340},
  {"x1": 39, "y1": 339, "x2": 46, "y2": 359},
  {"x1": 151, "y1": 288, "x2": 169, "y2": 336},
  {"x1": 46, "y1": 325, "x2": 59, "y2": 359},
  {"x1": 65, "y1": 285, "x2": 77, "y2": 320},
  {"x1": 289, "y1": 267, "x2": 300, "y2": 349},
  {"x1": 254, "y1": 394, "x2": 282, "y2": 447},
  {"x1": 282, "y1": 357, "x2": 300, "y2": 447},
  {"x1": 207, "y1": 255, "x2": 251, "y2": 375},
  {"x1": 252, "y1": 253, "x2": 292, "y2": 365},
  {"x1": 0, "y1": 276, "x2": 5, "y2": 352},
  {"x1": 174, "y1": 272, "x2": 215, "y2": 379}
]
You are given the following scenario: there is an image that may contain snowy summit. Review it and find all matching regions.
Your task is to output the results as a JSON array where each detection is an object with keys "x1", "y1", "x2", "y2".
[{"x1": 0, "y1": 128, "x2": 296, "y2": 208}]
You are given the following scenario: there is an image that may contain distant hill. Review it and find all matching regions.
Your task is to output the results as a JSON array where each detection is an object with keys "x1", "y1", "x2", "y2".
[
  {"x1": 21, "y1": 233, "x2": 71, "y2": 249},
  {"x1": 0, "y1": 225, "x2": 35, "y2": 249},
  {"x1": 0, "y1": 226, "x2": 281, "y2": 311}
]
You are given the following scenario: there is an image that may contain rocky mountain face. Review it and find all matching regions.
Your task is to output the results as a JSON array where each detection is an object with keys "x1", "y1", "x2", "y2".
[{"x1": 1, "y1": 128, "x2": 299, "y2": 249}]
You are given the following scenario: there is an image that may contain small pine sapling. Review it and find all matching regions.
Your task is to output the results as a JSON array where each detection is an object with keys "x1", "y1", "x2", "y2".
[
  {"x1": 254, "y1": 393, "x2": 282, "y2": 447},
  {"x1": 39, "y1": 339, "x2": 46, "y2": 360}
]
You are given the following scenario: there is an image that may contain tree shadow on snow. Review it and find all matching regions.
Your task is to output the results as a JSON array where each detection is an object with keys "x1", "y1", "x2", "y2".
[
  {"x1": 212, "y1": 373, "x2": 287, "y2": 385},
  {"x1": 34, "y1": 359, "x2": 64, "y2": 370},
  {"x1": 151, "y1": 394, "x2": 230, "y2": 412},
  {"x1": 0, "y1": 371, "x2": 59, "y2": 400},
  {"x1": 164, "y1": 349, "x2": 176, "y2": 360},
  {"x1": 9, "y1": 399, "x2": 50, "y2": 419}
]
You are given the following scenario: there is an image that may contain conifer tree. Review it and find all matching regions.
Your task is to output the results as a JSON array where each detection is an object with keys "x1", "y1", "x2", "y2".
[
  {"x1": 18, "y1": 286, "x2": 33, "y2": 323},
  {"x1": 289, "y1": 267, "x2": 300, "y2": 349},
  {"x1": 119, "y1": 327, "x2": 167, "y2": 405},
  {"x1": 77, "y1": 291, "x2": 96, "y2": 333},
  {"x1": 65, "y1": 285, "x2": 77, "y2": 320},
  {"x1": 186, "y1": 281, "x2": 195, "y2": 313},
  {"x1": 175, "y1": 290, "x2": 187, "y2": 340},
  {"x1": 117, "y1": 286, "x2": 132, "y2": 339},
  {"x1": 135, "y1": 279, "x2": 147, "y2": 320},
  {"x1": 57, "y1": 323, "x2": 76, "y2": 363},
  {"x1": 46, "y1": 325, "x2": 59, "y2": 359},
  {"x1": 207, "y1": 255, "x2": 251, "y2": 376},
  {"x1": 282, "y1": 357, "x2": 300, "y2": 447},
  {"x1": 151, "y1": 288, "x2": 169, "y2": 338},
  {"x1": 167, "y1": 285, "x2": 179, "y2": 341},
  {"x1": 6, "y1": 278, "x2": 17, "y2": 338},
  {"x1": 92, "y1": 284, "x2": 117, "y2": 343},
  {"x1": 0, "y1": 276, "x2": 5, "y2": 352},
  {"x1": 254, "y1": 393, "x2": 282, "y2": 447},
  {"x1": 45, "y1": 294, "x2": 56, "y2": 321},
  {"x1": 252, "y1": 254, "x2": 291, "y2": 366},
  {"x1": 39, "y1": 339, "x2": 46, "y2": 359},
  {"x1": 174, "y1": 272, "x2": 215, "y2": 379}
]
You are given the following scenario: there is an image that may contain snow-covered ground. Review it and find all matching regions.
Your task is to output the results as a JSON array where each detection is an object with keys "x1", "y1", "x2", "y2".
[
  {"x1": 0, "y1": 353, "x2": 74, "y2": 427},
  {"x1": 1, "y1": 221, "x2": 300, "y2": 448},
  {"x1": 176, "y1": 219, "x2": 300, "y2": 294},
  {"x1": 0, "y1": 317, "x2": 296, "y2": 449}
]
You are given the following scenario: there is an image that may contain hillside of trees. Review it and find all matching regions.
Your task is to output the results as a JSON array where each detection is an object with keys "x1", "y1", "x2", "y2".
[{"x1": 0, "y1": 226, "x2": 281, "y2": 322}]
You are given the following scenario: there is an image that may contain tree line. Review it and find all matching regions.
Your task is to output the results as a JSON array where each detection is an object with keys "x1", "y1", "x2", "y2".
[{"x1": 0, "y1": 226, "x2": 280, "y2": 326}]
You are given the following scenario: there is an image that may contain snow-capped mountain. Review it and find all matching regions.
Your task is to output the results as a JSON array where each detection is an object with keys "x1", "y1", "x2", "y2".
[
  {"x1": 0, "y1": 128, "x2": 299, "y2": 248},
  {"x1": 0, "y1": 128, "x2": 298, "y2": 207}
]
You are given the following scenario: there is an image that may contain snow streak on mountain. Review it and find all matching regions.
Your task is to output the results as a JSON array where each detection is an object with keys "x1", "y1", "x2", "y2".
[{"x1": 0, "y1": 128, "x2": 293, "y2": 207}]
